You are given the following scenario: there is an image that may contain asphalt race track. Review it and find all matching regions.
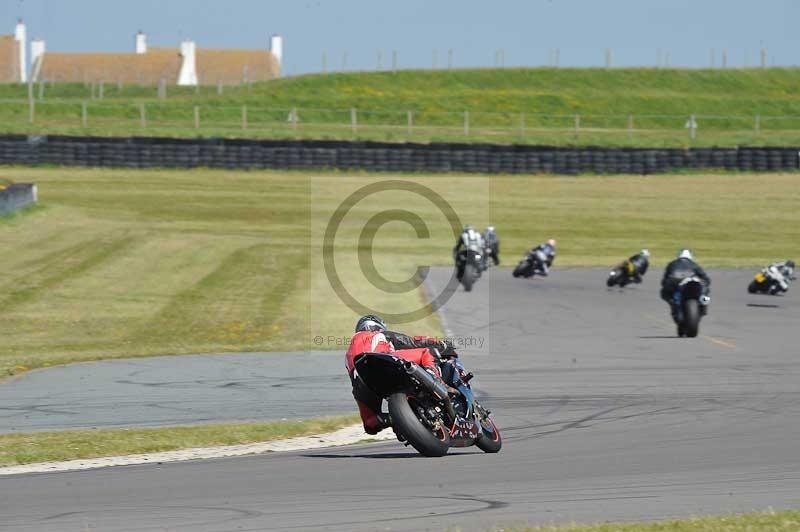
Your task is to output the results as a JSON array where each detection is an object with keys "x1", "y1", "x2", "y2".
[
  {"x1": 0, "y1": 352, "x2": 348, "y2": 432},
  {"x1": 2, "y1": 268, "x2": 799, "y2": 531}
]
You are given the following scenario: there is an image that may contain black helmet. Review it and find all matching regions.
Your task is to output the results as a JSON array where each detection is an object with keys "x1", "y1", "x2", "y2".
[
  {"x1": 787, "y1": 260, "x2": 795, "y2": 269},
  {"x1": 355, "y1": 315, "x2": 386, "y2": 333}
]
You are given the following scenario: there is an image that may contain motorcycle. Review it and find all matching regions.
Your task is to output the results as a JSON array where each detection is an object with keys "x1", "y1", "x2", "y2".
[
  {"x1": 606, "y1": 260, "x2": 638, "y2": 288},
  {"x1": 671, "y1": 276, "x2": 710, "y2": 338},
  {"x1": 353, "y1": 351, "x2": 502, "y2": 457},
  {"x1": 512, "y1": 249, "x2": 547, "y2": 279},
  {"x1": 457, "y1": 249, "x2": 484, "y2": 292},
  {"x1": 748, "y1": 268, "x2": 790, "y2": 295}
]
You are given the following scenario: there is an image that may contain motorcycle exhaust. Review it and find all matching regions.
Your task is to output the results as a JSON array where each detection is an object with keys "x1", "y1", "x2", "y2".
[
  {"x1": 403, "y1": 362, "x2": 448, "y2": 400},
  {"x1": 403, "y1": 362, "x2": 457, "y2": 419}
]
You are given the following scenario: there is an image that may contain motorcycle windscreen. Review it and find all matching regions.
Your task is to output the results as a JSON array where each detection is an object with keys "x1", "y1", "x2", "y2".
[{"x1": 353, "y1": 353, "x2": 412, "y2": 397}]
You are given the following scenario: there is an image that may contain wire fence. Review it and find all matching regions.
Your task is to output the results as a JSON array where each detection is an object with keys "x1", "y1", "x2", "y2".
[{"x1": 3, "y1": 99, "x2": 800, "y2": 145}]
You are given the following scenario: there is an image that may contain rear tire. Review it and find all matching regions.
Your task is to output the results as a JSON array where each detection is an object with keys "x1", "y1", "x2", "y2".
[
  {"x1": 388, "y1": 393, "x2": 450, "y2": 457},
  {"x1": 684, "y1": 299, "x2": 700, "y2": 338},
  {"x1": 474, "y1": 417, "x2": 502, "y2": 453},
  {"x1": 748, "y1": 281, "x2": 759, "y2": 294}
]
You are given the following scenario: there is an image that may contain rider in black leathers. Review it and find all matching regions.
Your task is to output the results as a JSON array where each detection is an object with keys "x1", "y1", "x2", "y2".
[
  {"x1": 483, "y1": 226, "x2": 500, "y2": 266},
  {"x1": 626, "y1": 249, "x2": 650, "y2": 283},
  {"x1": 660, "y1": 249, "x2": 711, "y2": 318}
]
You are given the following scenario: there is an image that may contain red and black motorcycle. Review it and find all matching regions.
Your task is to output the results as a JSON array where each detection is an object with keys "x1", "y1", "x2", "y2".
[{"x1": 354, "y1": 351, "x2": 501, "y2": 457}]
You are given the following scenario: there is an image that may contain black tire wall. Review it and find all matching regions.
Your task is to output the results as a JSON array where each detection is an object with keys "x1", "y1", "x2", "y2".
[{"x1": 0, "y1": 135, "x2": 797, "y2": 174}]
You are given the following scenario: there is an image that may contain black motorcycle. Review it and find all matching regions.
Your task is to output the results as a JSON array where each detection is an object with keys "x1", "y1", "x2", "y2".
[
  {"x1": 513, "y1": 249, "x2": 547, "y2": 279},
  {"x1": 354, "y1": 352, "x2": 502, "y2": 457},
  {"x1": 671, "y1": 276, "x2": 710, "y2": 338},
  {"x1": 457, "y1": 249, "x2": 484, "y2": 292},
  {"x1": 606, "y1": 260, "x2": 638, "y2": 288}
]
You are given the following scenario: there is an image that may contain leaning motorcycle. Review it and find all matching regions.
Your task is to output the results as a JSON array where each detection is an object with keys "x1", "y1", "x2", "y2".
[
  {"x1": 513, "y1": 249, "x2": 547, "y2": 279},
  {"x1": 671, "y1": 276, "x2": 710, "y2": 338},
  {"x1": 457, "y1": 249, "x2": 484, "y2": 292},
  {"x1": 748, "y1": 268, "x2": 788, "y2": 295},
  {"x1": 353, "y1": 352, "x2": 502, "y2": 457},
  {"x1": 606, "y1": 260, "x2": 636, "y2": 287}
]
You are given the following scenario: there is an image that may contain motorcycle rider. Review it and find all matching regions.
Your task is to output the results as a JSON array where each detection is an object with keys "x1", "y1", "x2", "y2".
[
  {"x1": 624, "y1": 249, "x2": 651, "y2": 283},
  {"x1": 483, "y1": 226, "x2": 500, "y2": 266},
  {"x1": 453, "y1": 224, "x2": 485, "y2": 280},
  {"x1": 763, "y1": 260, "x2": 796, "y2": 294},
  {"x1": 345, "y1": 315, "x2": 454, "y2": 435},
  {"x1": 531, "y1": 238, "x2": 557, "y2": 276},
  {"x1": 660, "y1": 249, "x2": 711, "y2": 319}
]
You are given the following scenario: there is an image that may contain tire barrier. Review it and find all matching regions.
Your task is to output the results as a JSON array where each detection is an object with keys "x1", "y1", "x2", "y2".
[
  {"x1": 0, "y1": 135, "x2": 797, "y2": 175},
  {"x1": 0, "y1": 182, "x2": 37, "y2": 216}
]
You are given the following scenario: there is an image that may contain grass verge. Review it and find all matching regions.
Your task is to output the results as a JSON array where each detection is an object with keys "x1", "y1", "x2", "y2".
[
  {"x1": 3, "y1": 69, "x2": 800, "y2": 147},
  {"x1": 0, "y1": 415, "x2": 359, "y2": 466},
  {"x1": 500, "y1": 509, "x2": 800, "y2": 531},
  {"x1": 0, "y1": 167, "x2": 797, "y2": 376}
]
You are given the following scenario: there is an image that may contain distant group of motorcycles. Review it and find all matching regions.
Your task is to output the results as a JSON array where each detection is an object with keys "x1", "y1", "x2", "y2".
[
  {"x1": 349, "y1": 230, "x2": 793, "y2": 458},
  {"x1": 452, "y1": 224, "x2": 795, "y2": 339}
]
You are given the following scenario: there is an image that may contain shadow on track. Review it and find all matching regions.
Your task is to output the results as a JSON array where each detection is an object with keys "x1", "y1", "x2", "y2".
[{"x1": 300, "y1": 451, "x2": 482, "y2": 460}]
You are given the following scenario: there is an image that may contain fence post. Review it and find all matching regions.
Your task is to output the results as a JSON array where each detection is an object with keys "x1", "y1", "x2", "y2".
[
  {"x1": 242, "y1": 105, "x2": 248, "y2": 130},
  {"x1": 27, "y1": 81, "x2": 34, "y2": 123},
  {"x1": 38, "y1": 81, "x2": 45, "y2": 100},
  {"x1": 689, "y1": 114, "x2": 697, "y2": 140},
  {"x1": 464, "y1": 110, "x2": 470, "y2": 137},
  {"x1": 351, "y1": 108, "x2": 358, "y2": 133},
  {"x1": 627, "y1": 114, "x2": 634, "y2": 139},
  {"x1": 99, "y1": 80, "x2": 105, "y2": 99},
  {"x1": 139, "y1": 103, "x2": 146, "y2": 129},
  {"x1": 194, "y1": 106, "x2": 200, "y2": 130},
  {"x1": 291, "y1": 107, "x2": 298, "y2": 130},
  {"x1": 754, "y1": 114, "x2": 760, "y2": 135},
  {"x1": 81, "y1": 101, "x2": 88, "y2": 127},
  {"x1": 407, "y1": 110, "x2": 413, "y2": 135},
  {"x1": 217, "y1": 79, "x2": 223, "y2": 95},
  {"x1": 392, "y1": 50, "x2": 398, "y2": 73}
]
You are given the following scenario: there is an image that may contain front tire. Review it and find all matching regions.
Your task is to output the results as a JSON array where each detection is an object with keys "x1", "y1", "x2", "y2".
[
  {"x1": 474, "y1": 417, "x2": 502, "y2": 453},
  {"x1": 462, "y1": 264, "x2": 476, "y2": 292},
  {"x1": 388, "y1": 393, "x2": 450, "y2": 457},
  {"x1": 606, "y1": 272, "x2": 618, "y2": 287},
  {"x1": 684, "y1": 299, "x2": 700, "y2": 338},
  {"x1": 748, "y1": 280, "x2": 759, "y2": 294}
]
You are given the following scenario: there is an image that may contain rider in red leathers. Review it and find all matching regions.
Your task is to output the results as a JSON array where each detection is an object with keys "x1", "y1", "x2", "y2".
[{"x1": 345, "y1": 315, "x2": 451, "y2": 434}]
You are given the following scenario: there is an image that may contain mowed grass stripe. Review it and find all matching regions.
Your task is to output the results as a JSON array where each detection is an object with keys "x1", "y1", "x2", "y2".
[
  {"x1": 136, "y1": 243, "x2": 309, "y2": 352},
  {"x1": 0, "y1": 234, "x2": 137, "y2": 310}
]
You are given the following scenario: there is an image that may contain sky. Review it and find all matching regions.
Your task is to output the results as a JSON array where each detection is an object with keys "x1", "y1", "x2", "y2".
[{"x1": 2, "y1": 0, "x2": 797, "y2": 75}]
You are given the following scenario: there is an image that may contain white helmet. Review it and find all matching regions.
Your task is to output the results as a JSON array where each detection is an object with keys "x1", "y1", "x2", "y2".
[
  {"x1": 677, "y1": 249, "x2": 693, "y2": 260},
  {"x1": 641, "y1": 249, "x2": 650, "y2": 258}
]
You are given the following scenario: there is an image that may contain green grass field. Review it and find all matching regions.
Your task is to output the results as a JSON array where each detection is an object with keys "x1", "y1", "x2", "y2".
[
  {"x1": 0, "y1": 415, "x2": 359, "y2": 466},
  {"x1": 0, "y1": 168, "x2": 798, "y2": 376},
  {"x1": 2, "y1": 69, "x2": 800, "y2": 146},
  {"x1": 500, "y1": 509, "x2": 800, "y2": 532}
]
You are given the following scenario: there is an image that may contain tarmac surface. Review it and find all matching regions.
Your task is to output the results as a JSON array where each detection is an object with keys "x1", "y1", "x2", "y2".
[
  {"x1": 2, "y1": 267, "x2": 799, "y2": 531},
  {"x1": 0, "y1": 352, "x2": 348, "y2": 432}
]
